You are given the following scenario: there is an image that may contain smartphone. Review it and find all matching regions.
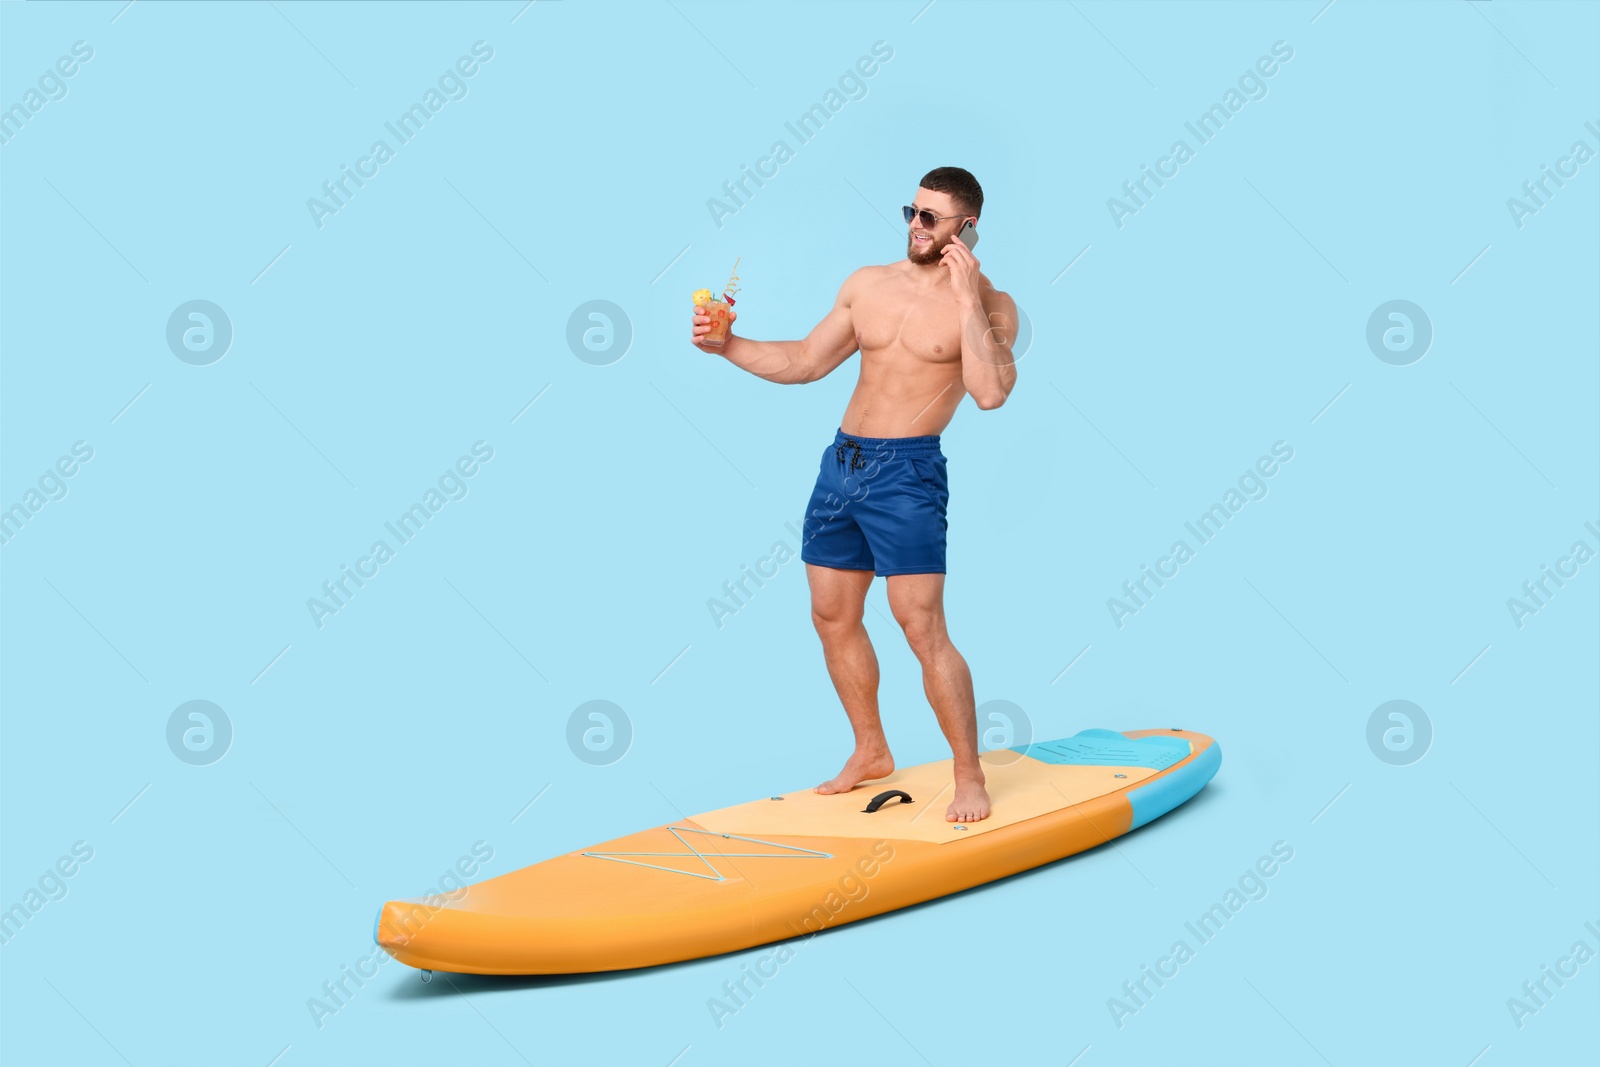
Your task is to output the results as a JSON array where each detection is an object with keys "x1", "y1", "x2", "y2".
[{"x1": 957, "y1": 218, "x2": 978, "y2": 251}]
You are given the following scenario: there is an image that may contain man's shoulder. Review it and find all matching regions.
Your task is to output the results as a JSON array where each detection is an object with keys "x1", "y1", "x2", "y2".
[
  {"x1": 839, "y1": 262, "x2": 895, "y2": 298},
  {"x1": 851, "y1": 262, "x2": 898, "y2": 281}
]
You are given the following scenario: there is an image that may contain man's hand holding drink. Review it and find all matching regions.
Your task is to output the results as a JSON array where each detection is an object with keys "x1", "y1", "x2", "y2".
[
  {"x1": 690, "y1": 259, "x2": 743, "y2": 352},
  {"x1": 691, "y1": 292, "x2": 736, "y2": 350}
]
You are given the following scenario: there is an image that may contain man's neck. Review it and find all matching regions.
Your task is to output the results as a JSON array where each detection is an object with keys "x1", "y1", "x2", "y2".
[{"x1": 905, "y1": 259, "x2": 948, "y2": 287}]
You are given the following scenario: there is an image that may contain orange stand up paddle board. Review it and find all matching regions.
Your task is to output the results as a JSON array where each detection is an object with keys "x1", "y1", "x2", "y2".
[{"x1": 375, "y1": 728, "x2": 1220, "y2": 976}]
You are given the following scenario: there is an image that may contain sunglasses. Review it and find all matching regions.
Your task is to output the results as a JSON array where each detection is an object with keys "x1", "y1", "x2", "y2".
[{"x1": 902, "y1": 205, "x2": 968, "y2": 229}]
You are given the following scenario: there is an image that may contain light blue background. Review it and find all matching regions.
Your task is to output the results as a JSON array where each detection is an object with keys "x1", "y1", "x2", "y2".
[{"x1": 3, "y1": 1, "x2": 1597, "y2": 1064}]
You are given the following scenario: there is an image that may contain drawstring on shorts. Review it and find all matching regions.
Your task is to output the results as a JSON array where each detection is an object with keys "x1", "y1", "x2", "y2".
[{"x1": 835, "y1": 437, "x2": 866, "y2": 471}]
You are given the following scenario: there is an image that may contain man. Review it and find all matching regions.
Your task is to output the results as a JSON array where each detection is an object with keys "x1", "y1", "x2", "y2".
[{"x1": 689, "y1": 166, "x2": 1017, "y2": 823}]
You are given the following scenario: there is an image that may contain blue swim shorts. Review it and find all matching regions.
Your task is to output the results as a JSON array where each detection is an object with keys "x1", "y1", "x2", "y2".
[{"x1": 798, "y1": 428, "x2": 949, "y2": 576}]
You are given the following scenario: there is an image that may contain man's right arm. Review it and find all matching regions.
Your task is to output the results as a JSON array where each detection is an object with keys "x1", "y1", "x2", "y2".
[{"x1": 692, "y1": 267, "x2": 870, "y2": 385}]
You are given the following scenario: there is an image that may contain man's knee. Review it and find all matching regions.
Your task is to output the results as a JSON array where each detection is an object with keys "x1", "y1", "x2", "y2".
[
  {"x1": 811, "y1": 599, "x2": 862, "y2": 634},
  {"x1": 896, "y1": 612, "x2": 945, "y2": 658}
]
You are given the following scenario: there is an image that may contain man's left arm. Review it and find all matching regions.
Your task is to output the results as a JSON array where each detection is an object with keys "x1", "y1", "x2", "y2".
[{"x1": 942, "y1": 239, "x2": 1018, "y2": 410}]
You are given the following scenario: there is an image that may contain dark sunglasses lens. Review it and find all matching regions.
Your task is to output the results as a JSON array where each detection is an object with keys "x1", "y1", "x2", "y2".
[{"x1": 901, "y1": 206, "x2": 915, "y2": 223}]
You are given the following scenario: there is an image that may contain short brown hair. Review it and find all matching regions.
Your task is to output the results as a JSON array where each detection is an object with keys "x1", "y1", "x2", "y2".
[{"x1": 919, "y1": 166, "x2": 983, "y2": 219}]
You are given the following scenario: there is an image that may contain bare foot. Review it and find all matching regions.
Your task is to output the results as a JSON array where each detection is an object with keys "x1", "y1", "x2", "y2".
[
  {"x1": 815, "y1": 748, "x2": 894, "y2": 794},
  {"x1": 946, "y1": 777, "x2": 991, "y2": 822}
]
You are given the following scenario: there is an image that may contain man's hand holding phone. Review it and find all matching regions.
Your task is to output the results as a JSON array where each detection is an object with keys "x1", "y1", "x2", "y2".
[{"x1": 940, "y1": 218, "x2": 982, "y2": 308}]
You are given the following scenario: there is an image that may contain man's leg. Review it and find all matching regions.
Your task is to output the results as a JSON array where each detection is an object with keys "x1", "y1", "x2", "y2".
[
  {"x1": 885, "y1": 572, "x2": 990, "y2": 822},
  {"x1": 807, "y1": 562, "x2": 895, "y2": 794}
]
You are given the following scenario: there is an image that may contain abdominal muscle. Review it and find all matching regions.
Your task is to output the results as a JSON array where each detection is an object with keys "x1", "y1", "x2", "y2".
[{"x1": 839, "y1": 347, "x2": 965, "y2": 439}]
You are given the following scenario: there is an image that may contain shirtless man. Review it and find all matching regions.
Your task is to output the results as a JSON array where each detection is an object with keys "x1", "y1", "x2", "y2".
[{"x1": 689, "y1": 166, "x2": 1018, "y2": 823}]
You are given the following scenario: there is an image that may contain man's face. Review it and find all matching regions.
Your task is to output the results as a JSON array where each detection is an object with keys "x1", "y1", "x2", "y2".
[{"x1": 906, "y1": 187, "x2": 970, "y2": 266}]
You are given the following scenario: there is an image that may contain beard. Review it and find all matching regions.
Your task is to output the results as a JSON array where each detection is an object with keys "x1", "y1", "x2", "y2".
[{"x1": 906, "y1": 230, "x2": 953, "y2": 265}]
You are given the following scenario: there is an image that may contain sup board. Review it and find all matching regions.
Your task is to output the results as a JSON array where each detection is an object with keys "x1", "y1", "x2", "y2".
[{"x1": 375, "y1": 727, "x2": 1220, "y2": 976}]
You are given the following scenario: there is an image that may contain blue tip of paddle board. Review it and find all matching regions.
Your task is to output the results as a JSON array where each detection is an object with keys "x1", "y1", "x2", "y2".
[
  {"x1": 1127, "y1": 737, "x2": 1222, "y2": 829},
  {"x1": 1010, "y1": 728, "x2": 1192, "y2": 769}
]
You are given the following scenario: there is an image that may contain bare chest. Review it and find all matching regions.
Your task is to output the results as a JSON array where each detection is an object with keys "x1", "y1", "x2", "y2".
[{"x1": 852, "y1": 281, "x2": 963, "y2": 365}]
